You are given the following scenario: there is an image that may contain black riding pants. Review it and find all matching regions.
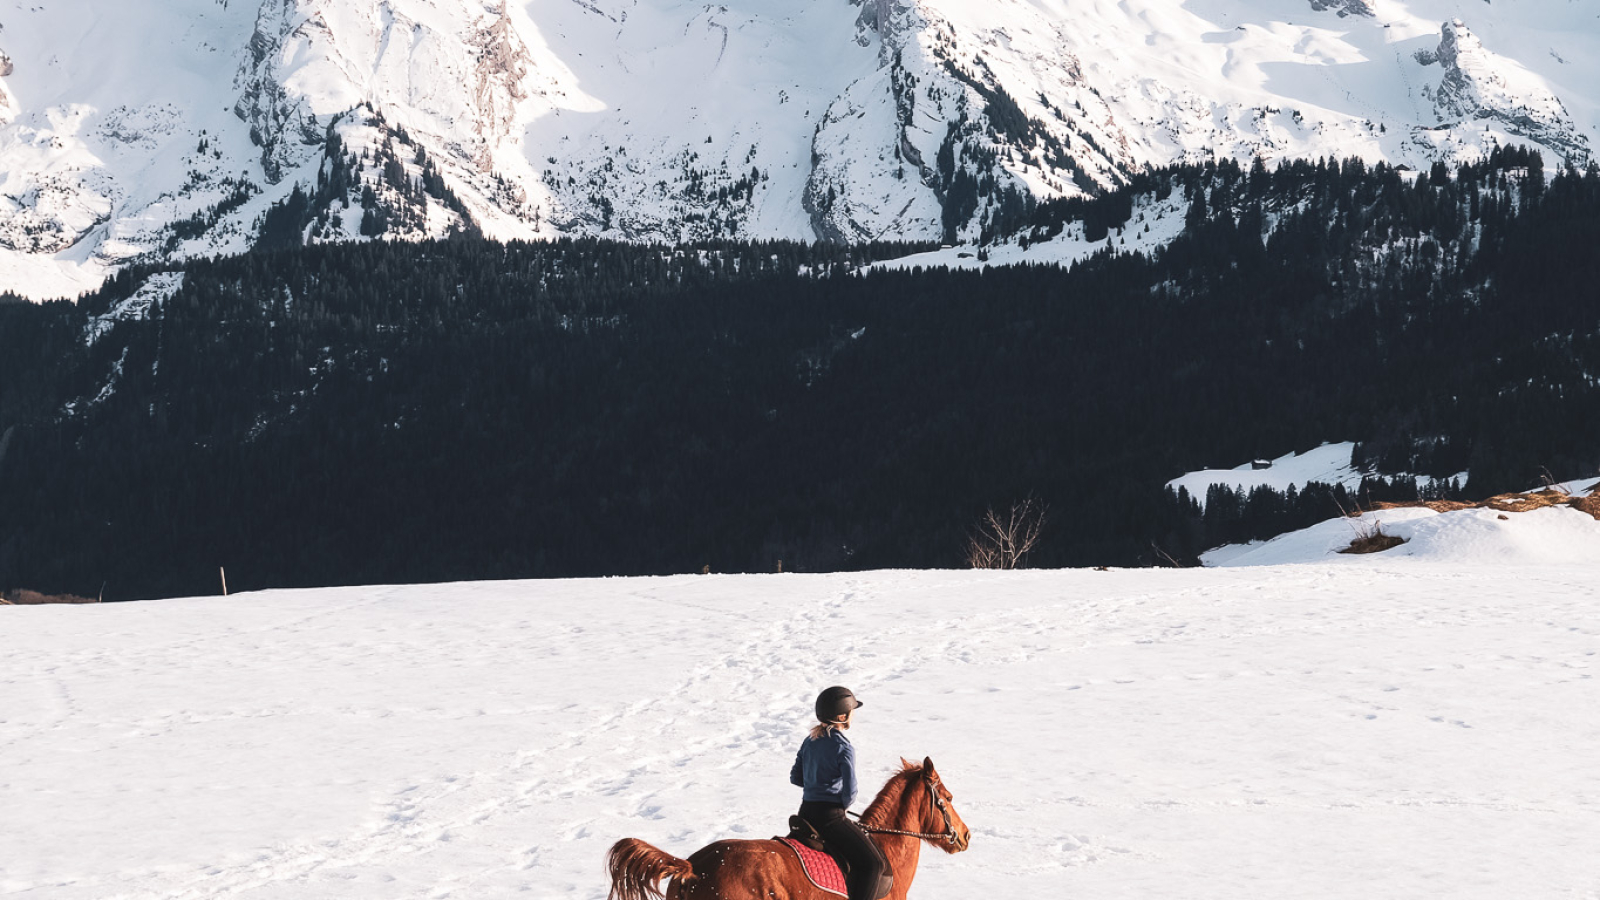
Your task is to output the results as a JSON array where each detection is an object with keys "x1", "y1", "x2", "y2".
[{"x1": 798, "y1": 801, "x2": 887, "y2": 900}]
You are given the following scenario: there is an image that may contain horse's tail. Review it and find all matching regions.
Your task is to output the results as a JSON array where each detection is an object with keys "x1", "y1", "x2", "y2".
[{"x1": 607, "y1": 837, "x2": 695, "y2": 900}]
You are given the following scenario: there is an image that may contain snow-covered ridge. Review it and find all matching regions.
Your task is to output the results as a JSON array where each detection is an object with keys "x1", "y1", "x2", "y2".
[
  {"x1": 1169, "y1": 442, "x2": 1370, "y2": 505},
  {"x1": 1164, "y1": 442, "x2": 1468, "y2": 510},
  {"x1": 2, "y1": 0, "x2": 1598, "y2": 298},
  {"x1": 1205, "y1": 480, "x2": 1600, "y2": 566}
]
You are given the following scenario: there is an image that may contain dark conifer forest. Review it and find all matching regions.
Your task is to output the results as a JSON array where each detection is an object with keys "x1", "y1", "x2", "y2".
[{"x1": 3, "y1": 148, "x2": 1599, "y2": 600}]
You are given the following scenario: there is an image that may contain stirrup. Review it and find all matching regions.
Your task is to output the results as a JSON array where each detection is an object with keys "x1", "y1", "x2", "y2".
[{"x1": 786, "y1": 815, "x2": 826, "y2": 852}]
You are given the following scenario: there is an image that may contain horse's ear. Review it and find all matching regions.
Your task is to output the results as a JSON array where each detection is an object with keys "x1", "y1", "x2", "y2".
[
  {"x1": 900, "y1": 756, "x2": 916, "y2": 772},
  {"x1": 922, "y1": 756, "x2": 938, "y2": 778}
]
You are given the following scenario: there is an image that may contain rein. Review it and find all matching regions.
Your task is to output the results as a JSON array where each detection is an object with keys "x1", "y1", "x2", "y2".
[{"x1": 848, "y1": 781, "x2": 959, "y2": 845}]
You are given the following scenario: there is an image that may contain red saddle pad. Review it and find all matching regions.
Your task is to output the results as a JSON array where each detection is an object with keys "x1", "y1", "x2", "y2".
[{"x1": 777, "y1": 837, "x2": 847, "y2": 897}]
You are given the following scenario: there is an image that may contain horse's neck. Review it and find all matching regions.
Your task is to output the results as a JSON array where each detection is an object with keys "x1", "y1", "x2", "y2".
[
  {"x1": 872, "y1": 835, "x2": 920, "y2": 900},
  {"x1": 867, "y1": 786, "x2": 925, "y2": 900}
]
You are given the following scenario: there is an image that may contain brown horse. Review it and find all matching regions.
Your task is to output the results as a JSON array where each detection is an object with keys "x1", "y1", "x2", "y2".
[{"x1": 607, "y1": 757, "x2": 971, "y2": 900}]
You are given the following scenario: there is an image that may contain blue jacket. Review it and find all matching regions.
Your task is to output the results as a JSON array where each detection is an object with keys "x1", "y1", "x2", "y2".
[{"x1": 790, "y1": 728, "x2": 857, "y2": 808}]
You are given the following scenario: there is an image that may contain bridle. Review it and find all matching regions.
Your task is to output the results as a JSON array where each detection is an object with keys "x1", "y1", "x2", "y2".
[{"x1": 850, "y1": 780, "x2": 961, "y2": 846}]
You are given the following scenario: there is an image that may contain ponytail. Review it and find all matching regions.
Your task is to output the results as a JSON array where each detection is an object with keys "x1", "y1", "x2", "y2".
[{"x1": 808, "y1": 715, "x2": 849, "y2": 740}]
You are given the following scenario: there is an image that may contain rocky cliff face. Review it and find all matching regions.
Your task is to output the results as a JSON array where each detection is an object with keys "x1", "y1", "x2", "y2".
[
  {"x1": 807, "y1": 0, "x2": 1133, "y2": 244},
  {"x1": 232, "y1": 0, "x2": 331, "y2": 184},
  {"x1": 1423, "y1": 19, "x2": 1589, "y2": 164},
  {"x1": 1, "y1": 0, "x2": 1596, "y2": 298},
  {"x1": 467, "y1": 8, "x2": 533, "y2": 166},
  {"x1": 1308, "y1": 0, "x2": 1374, "y2": 17},
  {"x1": 231, "y1": 0, "x2": 544, "y2": 186},
  {"x1": 0, "y1": 54, "x2": 16, "y2": 126}
]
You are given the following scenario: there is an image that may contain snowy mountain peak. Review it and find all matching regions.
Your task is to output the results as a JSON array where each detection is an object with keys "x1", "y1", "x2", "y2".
[{"x1": 3, "y1": 0, "x2": 1600, "y2": 298}]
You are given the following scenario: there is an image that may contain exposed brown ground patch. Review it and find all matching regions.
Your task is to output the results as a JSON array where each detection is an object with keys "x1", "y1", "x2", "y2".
[
  {"x1": 1570, "y1": 493, "x2": 1600, "y2": 520},
  {"x1": 1374, "y1": 487, "x2": 1600, "y2": 521},
  {"x1": 1, "y1": 589, "x2": 98, "y2": 605}
]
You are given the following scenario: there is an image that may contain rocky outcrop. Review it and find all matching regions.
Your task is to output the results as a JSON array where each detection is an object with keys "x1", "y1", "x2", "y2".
[
  {"x1": 0, "y1": 52, "x2": 13, "y2": 125},
  {"x1": 233, "y1": 0, "x2": 326, "y2": 183},
  {"x1": 809, "y1": 0, "x2": 947, "y2": 243},
  {"x1": 813, "y1": 0, "x2": 1122, "y2": 244},
  {"x1": 468, "y1": 5, "x2": 534, "y2": 169},
  {"x1": 1427, "y1": 19, "x2": 1590, "y2": 163},
  {"x1": 1307, "y1": 0, "x2": 1373, "y2": 17},
  {"x1": 853, "y1": 0, "x2": 923, "y2": 63},
  {"x1": 0, "y1": 179, "x2": 110, "y2": 254}
]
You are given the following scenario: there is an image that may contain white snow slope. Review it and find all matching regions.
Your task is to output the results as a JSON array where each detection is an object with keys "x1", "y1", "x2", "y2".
[
  {"x1": 5, "y1": 509, "x2": 1600, "y2": 898},
  {"x1": 1165, "y1": 441, "x2": 1469, "y2": 510},
  {"x1": 3, "y1": 0, "x2": 1599, "y2": 298},
  {"x1": 1169, "y1": 441, "x2": 1370, "y2": 502}
]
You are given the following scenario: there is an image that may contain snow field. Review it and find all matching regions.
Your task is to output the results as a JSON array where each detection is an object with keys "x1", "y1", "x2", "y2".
[
  {"x1": 1162, "y1": 440, "x2": 1474, "y2": 513},
  {"x1": 1167, "y1": 441, "x2": 1369, "y2": 503},
  {"x1": 5, "y1": 536, "x2": 1600, "y2": 898}
]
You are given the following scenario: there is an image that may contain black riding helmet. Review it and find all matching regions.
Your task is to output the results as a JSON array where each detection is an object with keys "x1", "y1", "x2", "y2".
[{"x1": 815, "y1": 685, "x2": 864, "y2": 723}]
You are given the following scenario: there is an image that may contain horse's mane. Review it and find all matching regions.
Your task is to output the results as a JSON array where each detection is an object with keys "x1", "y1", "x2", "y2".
[{"x1": 859, "y1": 759, "x2": 925, "y2": 829}]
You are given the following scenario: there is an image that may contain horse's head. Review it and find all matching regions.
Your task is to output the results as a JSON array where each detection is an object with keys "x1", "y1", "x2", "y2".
[{"x1": 905, "y1": 756, "x2": 971, "y2": 853}]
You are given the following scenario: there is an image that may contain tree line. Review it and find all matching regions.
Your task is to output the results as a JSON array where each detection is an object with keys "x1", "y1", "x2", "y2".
[{"x1": 1, "y1": 149, "x2": 1597, "y2": 600}]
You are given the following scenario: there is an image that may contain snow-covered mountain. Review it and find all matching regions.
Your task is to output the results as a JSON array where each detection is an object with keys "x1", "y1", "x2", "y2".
[{"x1": 2, "y1": 0, "x2": 1597, "y2": 298}]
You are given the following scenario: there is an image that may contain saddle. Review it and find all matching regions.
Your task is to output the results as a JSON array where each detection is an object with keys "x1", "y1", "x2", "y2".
[{"x1": 780, "y1": 816, "x2": 894, "y2": 900}]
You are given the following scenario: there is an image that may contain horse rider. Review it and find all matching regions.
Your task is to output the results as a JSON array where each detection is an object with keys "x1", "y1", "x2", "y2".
[{"x1": 791, "y1": 686, "x2": 888, "y2": 900}]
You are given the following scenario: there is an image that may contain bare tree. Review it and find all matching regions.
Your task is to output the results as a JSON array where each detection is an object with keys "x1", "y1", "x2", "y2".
[
  {"x1": 1529, "y1": 464, "x2": 1568, "y2": 493},
  {"x1": 965, "y1": 495, "x2": 1047, "y2": 569}
]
